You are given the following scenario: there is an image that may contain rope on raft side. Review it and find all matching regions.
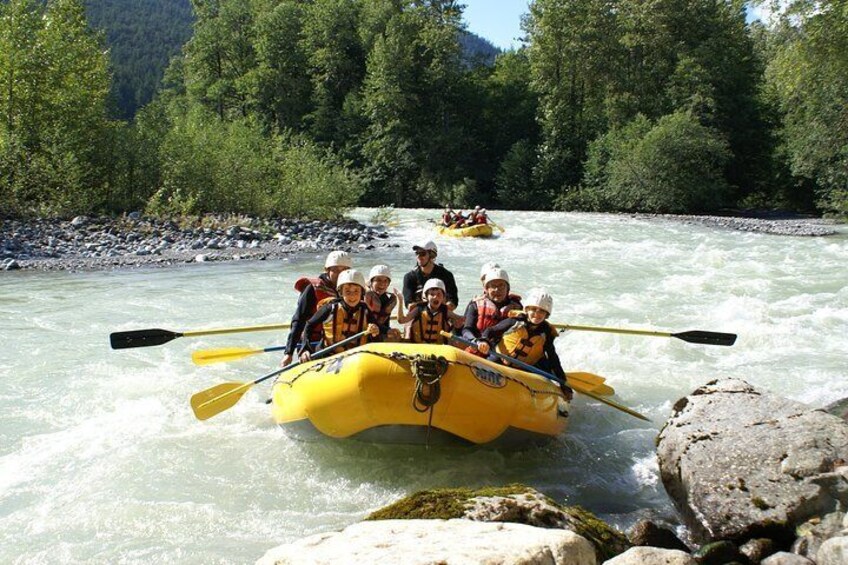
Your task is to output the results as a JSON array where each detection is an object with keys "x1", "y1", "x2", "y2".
[{"x1": 276, "y1": 350, "x2": 568, "y2": 402}]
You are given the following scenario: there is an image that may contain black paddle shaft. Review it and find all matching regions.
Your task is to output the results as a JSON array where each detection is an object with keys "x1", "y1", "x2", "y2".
[
  {"x1": 672, "y1": 330, "x2": 737, "y2": 346},
  {"x1": 110, "y1": 329, "x2": 182, "y2": 349}
]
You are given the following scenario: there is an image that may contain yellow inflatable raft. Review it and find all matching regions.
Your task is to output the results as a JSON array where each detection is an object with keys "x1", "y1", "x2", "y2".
[
  {"x1": 271, "y1": 342, "x2": 569, "y2": 446},
  {"x1": 436, "y1": 223, "x2": 494, "y2": 238}
]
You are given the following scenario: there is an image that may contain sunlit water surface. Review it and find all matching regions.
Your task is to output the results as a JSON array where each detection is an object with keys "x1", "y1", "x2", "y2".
[{"x1": 1, "y1": 209, "x2": 846, "y2": 563}]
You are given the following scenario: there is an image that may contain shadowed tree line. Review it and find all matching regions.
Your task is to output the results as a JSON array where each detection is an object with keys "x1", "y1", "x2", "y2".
[{"x1": 0, "y1": 0, "x2": 845, "y2": 219}]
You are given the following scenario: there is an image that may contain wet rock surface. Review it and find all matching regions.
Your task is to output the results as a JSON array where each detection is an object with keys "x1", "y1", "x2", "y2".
[
  {"x1": 656, "y1": 379, "x2": 848, "y2": 546},
  {"x1": 257, "y1": 519, "x2": 597, "y2": 565},
  {"x1": 0, "y1": 214, "x2": 393, "y2": 272}
]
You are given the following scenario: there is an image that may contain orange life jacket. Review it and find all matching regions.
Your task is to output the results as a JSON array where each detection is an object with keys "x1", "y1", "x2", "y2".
[
  {"x1": 497, "y1": 321, "x2": 558, "y2": 366},
  {"x1": 317, "y1": 297, "x2": 370, "y2": 353},
  {"x1": 410, "y1": 305, "x2": 451, "y2": 344},
  {"x1": 294, "y1": 275, "x2": 337, "y2": 342}
]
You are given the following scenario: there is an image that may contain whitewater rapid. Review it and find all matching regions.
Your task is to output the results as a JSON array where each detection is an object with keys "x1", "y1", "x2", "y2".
[{"x1": 1, "y1": 209, "x2": 845, "y2": 563}]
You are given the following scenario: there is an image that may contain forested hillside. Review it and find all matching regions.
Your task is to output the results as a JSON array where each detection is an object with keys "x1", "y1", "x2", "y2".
[
  {"x1": 83, "y1": 0, "x2": 498, "y2": 119},
  {"x1": 84, "y1": 0, "x2": 193, "y2": 119},
  {"x1": 1, "y1": 0, "x2": 845, "y2": 220}
]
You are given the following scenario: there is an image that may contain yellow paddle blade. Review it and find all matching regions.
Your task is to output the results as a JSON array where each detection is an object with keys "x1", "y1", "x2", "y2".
[
  {"x1": 566, "y1": 372, "x2": 615, "y2": 396},
  {"x1": 589, "y1": 383, "x2": 615, "y2": 396},
  {"x1": 191, "y1": 347, "x2": 264, "y2": 366},
  {"x1": 190, "y1": 382, "x2": 253, "y2": 420}
]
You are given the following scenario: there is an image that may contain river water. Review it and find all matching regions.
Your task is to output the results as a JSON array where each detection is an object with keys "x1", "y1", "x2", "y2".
[{"x1": 1, "y1": 209, "x2": 846, "y2": 563}]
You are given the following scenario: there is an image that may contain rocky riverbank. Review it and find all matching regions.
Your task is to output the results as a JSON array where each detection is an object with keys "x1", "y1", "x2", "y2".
[
  {"x1": 0, "y1": 214, "x2": 393, "y2": 272},
  {"x1": 259, "y1": 380, "x2": 848, "y2": 564},
  {"x1": 1, "y1": 211, "x2": 841, "y2": 273},
  {"x1": 637, "y1": 212, "x2": 841, "y2": 236}
]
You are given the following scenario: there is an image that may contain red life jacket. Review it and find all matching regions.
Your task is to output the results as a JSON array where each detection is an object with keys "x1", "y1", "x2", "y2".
[
  {"x1": 294, "y1": 276, "x2": 337, "y2": 342},
  {"x1": 473, "y1": 295, "x2": 522, "y2": 333},
  {"x1": 466, "y1": 294, "x2": 522, "y2": 357},
  {"x1": 366, "y1": 291, "x2": 397, "y2": 329}
]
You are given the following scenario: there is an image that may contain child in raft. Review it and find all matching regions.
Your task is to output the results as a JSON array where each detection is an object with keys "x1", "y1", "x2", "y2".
[
  {"x1": 482, "y1": 288, "x2": 573, "y2": 399},
  {"x1": 396, "y1": 278, "x2": 453, "y2": 344},
  {"x1": 299, "y1": 269, "x2": 379, "y2": 361},
  {"x1": 364, "y1": 264, "x2": 402, "y2": 342}
]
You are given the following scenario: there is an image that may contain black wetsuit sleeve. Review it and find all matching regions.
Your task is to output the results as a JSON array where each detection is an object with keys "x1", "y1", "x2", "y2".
[
  {"x1": 299, "y1": 303, "x2": 332, "y2": 353},
  {"x1": 461, "y1": 301, "x2": 480, "y2": 341},
  {"x1": 442, "y1": 269, "x2": 459, "y2": 309},
  {"x1": 402, "y1": 270, "x2": 419, "y2": 307},
  {"x1": 285, "y1": 286, "x2": 317, "y2": 355},
  {"x1": 482, "y1": 317, "x2": 517, "y2": 344},
  {"x1": 544, "y1": 330, "x2": 567, "y2": 383}
]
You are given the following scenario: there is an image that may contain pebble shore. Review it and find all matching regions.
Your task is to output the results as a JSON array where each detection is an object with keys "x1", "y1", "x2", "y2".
[
  {"x1": 636, "y1": 212, "x2": 840, "y2": 236},
  {"x1": 0, "y1": 214, "x2": 393, "y2": 272}
]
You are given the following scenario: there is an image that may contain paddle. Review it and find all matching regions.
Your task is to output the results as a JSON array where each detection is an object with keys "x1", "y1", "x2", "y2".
[
  {"x1": 191, "y1": 345, "x2": 288, "y2": 366},
  {"x1": 110, "y1": 323, "x2": 291, "y2": 349},
  {"x1": 489, "y1": 220, "x2": 505, "y2": 233},
  {"x1": 551, "y1": 323, "x2": 736, "y2": 347},
  {"x1": 190, "y1": 331, "x2": 368, "y2": 421},
  {"x1": 441, "y1": 332, "x2": 648, "y2": 422}
]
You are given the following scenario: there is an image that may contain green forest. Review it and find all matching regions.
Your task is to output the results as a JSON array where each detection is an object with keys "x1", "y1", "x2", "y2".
[{"x1": 1, "y1": 0, "x2": 846, "y2": 219}]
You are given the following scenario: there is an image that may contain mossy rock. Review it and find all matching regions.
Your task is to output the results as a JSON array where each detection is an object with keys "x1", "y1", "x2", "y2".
[
  {"x1": 366, "y1": 484, "x2": 533, "y2": 521},
  {"x1": 561, "y1": 505, "x2": 630, "y2": 561},
  {"x1": 366, "y1": 484, "x2": 629, "y2": 561}
]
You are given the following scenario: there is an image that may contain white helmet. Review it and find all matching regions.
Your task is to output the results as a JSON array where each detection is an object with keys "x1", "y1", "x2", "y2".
[
  {"x1": 474, "y1": 205, "x2": 481, "y2": 210},
  {"x1": 412, "y1": 241, "x2": 438, "y2": 256},
  {"x1": 525, "y1": 288, "x2": 553, "y2": 314},
  {"x1": 422, "y1": 278, "x2": 446, "y2": 295},
  {"x1": 480, "y1": 208, "x2": 487, "y2": 213},
  {"x1": 482, "y1": 268, "x2": 510, "y2": 286},
  {"x1": 336, "y1": 269, "x2": 367, "y2": 291},
  {"x1": 325, "y1": 250, "x2": 352, "y2": 269},
  {"x1": 369, "y1": 264, "x2": 391, "y2": 282},
  {"x1": 479, "y1": 261, "x2": 501, "y2": 280}
]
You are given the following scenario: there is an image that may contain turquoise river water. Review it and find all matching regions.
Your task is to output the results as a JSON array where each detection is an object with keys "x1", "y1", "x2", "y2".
[{"x1": 1, "y1": 209, "x2": 846, "y2": 563}]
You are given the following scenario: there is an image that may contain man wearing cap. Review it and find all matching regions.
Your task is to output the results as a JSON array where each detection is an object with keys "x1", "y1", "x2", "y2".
[
  {"x1": 281, "y1": 250, "x2": 352, "y2": 366},
  {"x1": 402, "y1": 241, "x2": 459, "y2": 314}
]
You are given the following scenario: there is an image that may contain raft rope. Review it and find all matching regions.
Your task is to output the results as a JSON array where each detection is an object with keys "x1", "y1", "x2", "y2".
[
  {"x1": 410, "y1": 355, "x2": 448, "y2": 412},
  {"x1": 409, "y1": 355, "x2": 448, "y2": 447},
  {"x1": 277, "y1": 350, "x2": 567, "y2": 402}
]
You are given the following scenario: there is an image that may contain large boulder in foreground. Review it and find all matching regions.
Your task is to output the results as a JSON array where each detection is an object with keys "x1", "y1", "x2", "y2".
[
  {"x1": 657, "y1": 379, "x2": 848, "y2": 544},
  {"x1": 256, "y1": 519, "x2": 597, "y2": 565}
]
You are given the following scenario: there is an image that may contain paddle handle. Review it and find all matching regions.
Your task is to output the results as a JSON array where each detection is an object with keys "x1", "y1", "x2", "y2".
[
  {"x1": 183, "y1": 323, "x2": 291, "y2": 337},
  {"x1": 552, "y1": 324, "x2": 736, "y2": 346},
  {"x1": 553, "y1": 324, "x2": 672, "y2": 338}
]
